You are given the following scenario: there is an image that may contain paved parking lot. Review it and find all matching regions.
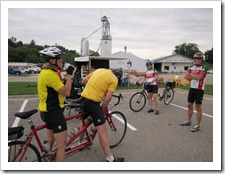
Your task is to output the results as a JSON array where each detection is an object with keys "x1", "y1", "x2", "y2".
[
  {"x1": 8, "y1": 90, "x2": 214, "y2": 160},
  {"x1": 6, "y1": 73, "x2": 219, "y2": 170}
]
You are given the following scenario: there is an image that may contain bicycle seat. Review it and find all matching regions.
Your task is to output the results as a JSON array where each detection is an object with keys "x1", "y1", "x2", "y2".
[
  {"x1": 15, "y1": 109, "x2": 38, "y2": 119},
  {"x1": 65, "y1": 97, "x2": 84, "y2": 108}
]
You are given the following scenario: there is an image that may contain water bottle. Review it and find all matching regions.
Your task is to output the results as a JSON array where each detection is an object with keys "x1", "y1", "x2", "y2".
[
  {"x1": 68, "y1": 127, "x2": 80, "y2": 138},
  {"x1": 85, "y1": 116, "x2": 92, "y2": 123},
  {"x1": 89, "y1": 126, "x2": 96, "y2": 137},
  {"x1": 63, "y1": 62, "x2": 71, "y2": 71},
  {"x1": 42, "y1": 140, "x2": 50, "y2": 153}
]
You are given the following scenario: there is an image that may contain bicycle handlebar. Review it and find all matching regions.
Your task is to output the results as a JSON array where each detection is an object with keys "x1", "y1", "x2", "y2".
[{"x1": 112, "y1": 93, "x2": 123, "y2": 107}]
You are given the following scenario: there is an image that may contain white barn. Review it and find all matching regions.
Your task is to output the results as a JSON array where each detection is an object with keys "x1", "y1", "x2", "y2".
[
  {"x1": 109, "y1": 51, "x2": 147, "y2": 72},
  {"x1": 151, "y1": 54, "x2": 193, "y2": 73}
]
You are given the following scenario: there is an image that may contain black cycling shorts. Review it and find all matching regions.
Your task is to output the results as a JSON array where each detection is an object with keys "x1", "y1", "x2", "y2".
[
  {"x1": 40, "y1": 108, "x2": 67, "y2": 133},
  {"x1": 188, "y1": 88, "x2": 204, "y2": 104},
  {"x1": 83, "y1": 98, "x2": 105, "y2": 127},
  {"x1": 145, "y1": 85, "x2": 158, "y2": 93}
]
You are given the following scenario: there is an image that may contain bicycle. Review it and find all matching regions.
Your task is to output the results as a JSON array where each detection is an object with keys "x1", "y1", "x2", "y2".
[
  {"x1": 8, "y1": 93, "x2": 127, "y2": 162},
  {"x1": 129, "y1": 82, "x2": 175, "y2": 112}
]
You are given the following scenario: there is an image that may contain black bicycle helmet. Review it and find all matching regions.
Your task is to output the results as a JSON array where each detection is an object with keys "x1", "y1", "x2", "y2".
[{"x1": 39, "y1": 47, "x2": 63, "y2": 61}]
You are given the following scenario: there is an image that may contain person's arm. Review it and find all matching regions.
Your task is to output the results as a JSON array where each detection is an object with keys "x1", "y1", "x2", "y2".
[
  {"x1": 151, "y1": 74, "x2": 159, "y2": 83},
  {"x1": 184, "y1": 71, "x2": 192, "y2": 80},
  {"x1": 135, "y1": 72, "x2": 145, "y2": 77},
  {"x1": 57, "y1": 65, "x2": 75, "y2": 97},
  {"x1": 189, "y1": 73, "x2": 205, "y2": 80},
  {"x1": 57, "y1": 74, "x2": 72, "y2": 97},
  {"x1": 102, "y1": 90, "x2": 113, "y2": 111},
  {"x1": 82, "y1": 73, "x2": 93, "y2": 84}
]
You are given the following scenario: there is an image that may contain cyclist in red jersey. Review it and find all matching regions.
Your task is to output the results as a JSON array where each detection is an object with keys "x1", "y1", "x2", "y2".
[
  {"x1": 144, "y1": 61, "x2": 160, "y2": 115},
  {"x1": 180, "y1": 52, "x2": 206, "y2": 132}
]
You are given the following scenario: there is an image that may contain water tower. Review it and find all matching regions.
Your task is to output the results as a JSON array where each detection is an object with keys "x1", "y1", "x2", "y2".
[
  {"x1": 100, "y1": 16, "x2": 112, "y2": 56},
  {"x1": 80, "y1": 37, "x2": 89, "y2": 56}
]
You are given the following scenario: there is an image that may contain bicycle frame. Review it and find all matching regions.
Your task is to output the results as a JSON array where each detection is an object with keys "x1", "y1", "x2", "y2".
[{"x1": 9, "y1": 94, "x2": 124, "y2": 162}]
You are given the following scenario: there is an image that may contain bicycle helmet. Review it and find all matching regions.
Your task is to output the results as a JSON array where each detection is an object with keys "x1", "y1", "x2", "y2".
[
  {"x1": 193, "y1": 52, "x2": 203, "y2": 59},
  {"x1": 39, "y1": 47, "x2": 63, "y2": 61},
  {"x1": 146, "y1": 61, "x2": 152, "y2": 66}
]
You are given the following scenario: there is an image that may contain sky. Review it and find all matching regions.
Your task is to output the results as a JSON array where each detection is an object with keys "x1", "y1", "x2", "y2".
[{"x1": 7, "y1": 1, "x2": 215, "y2": 60}]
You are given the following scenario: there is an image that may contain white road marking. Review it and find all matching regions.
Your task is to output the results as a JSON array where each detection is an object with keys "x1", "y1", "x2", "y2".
[
  {"x1": 112, "y1": 113, "x2": 137, "y2": 131},
  {"x1": 169, "y1": 103, "x2": 213, "y2": 118},
  {"x1": 11, "y1": 99, "x2": 28, "y2": 127}
]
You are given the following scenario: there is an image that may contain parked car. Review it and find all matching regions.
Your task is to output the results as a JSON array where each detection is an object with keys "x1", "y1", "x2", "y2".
[
  {"x1": 27, "y1": 66, "x2": 41, "y2": 74},
  {"x1": 8, "y1": 67, "x2": 21, "y2": 75},
  {"x1": 18, "y1": 67, "x2": 31, "y2": 74},
  {"x1": 207, "y1": 69, "x2": 213, "y2": 74}
]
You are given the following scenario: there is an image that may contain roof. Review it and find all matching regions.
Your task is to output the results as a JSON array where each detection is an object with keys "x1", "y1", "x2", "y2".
[
  {"x1": 74, "y1": 51, "x2": 147, "y2": 62},
  {"x1": 74, "y1": 55, "x2": 128, "y2": 62},
  {"x1": 150, "y1": 54, "x2": 193, "y2": 63}
]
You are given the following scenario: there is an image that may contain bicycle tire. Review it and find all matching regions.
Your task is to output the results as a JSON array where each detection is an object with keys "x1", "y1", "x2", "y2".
[
  {"x1": 106, "y1": 111, "x2": 127, "y2": 148},
  {"x1": 129, "y1": 92, "x2": 146, "y2": 112},
  {"x1": 8, "y1": 141, "x2": 41, "y2": 162},
  {"x1": 163, "y1": 88, "x2": 174, "y2": 105}
]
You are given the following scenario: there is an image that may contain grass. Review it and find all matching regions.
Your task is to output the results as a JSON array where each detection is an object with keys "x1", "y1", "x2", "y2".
[
  {"x1": 8, "y1": 82, "x2": 38, "y2": 95},
  {"x1": 8, "y1": 82, "x2": 213, "y2": 96}
]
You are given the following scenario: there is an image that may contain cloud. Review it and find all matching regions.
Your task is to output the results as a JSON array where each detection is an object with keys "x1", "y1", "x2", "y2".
[{"x1": 8, "y1": 6, "x2": 213, "y2": 59}]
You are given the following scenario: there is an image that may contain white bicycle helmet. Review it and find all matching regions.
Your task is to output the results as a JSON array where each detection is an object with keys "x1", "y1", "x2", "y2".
[
  {"x1": 39, "y1": 47, "x2": 63, "y2": 61},
  {"x1": 193, "y1": 52, "x2": 203, "y2": 59}
]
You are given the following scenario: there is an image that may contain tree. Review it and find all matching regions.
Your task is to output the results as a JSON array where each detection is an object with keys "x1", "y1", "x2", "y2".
[
  {"x1": 173, "y1": 43, "x2": 200, "y2": 58},
  {"x1": 204, "y1": 48, "x2": 213, "y2": 64}
]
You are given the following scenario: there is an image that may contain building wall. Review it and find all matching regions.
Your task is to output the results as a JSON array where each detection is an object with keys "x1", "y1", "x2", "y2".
[{"x1": 153, "y1": 54, "x2": 193, "y2": 73}]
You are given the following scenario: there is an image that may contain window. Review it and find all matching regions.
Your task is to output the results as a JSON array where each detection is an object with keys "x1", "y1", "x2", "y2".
[
  {"x1": 164, "y1": 66, "x2": 169, "y2": 70},
  {"x1": 184, "y1": 66, "x2": 189, "y2": 70}
]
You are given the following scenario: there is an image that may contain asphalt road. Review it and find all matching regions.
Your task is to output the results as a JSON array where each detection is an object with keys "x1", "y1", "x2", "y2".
[{"x1": 8, "y1": 89, "x2": 213, "y2": 164}]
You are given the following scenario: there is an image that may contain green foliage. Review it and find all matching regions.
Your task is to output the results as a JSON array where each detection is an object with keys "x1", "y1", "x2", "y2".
[
  {"x1": 8, "y1": 37, "x2": 81, "y2": 64},
  {"x1": 173, "y1": 43, "x2": 200, "y2": 58},
  {"x1": 204, "y1": 47, "x2": 213, "y2": 64},
  {"x1": 173, "y1": 42, "x2": 213, "y2": 66}
]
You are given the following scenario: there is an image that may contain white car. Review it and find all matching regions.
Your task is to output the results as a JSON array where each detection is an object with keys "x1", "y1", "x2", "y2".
[
  {"x1": 207, "y1": 69, "x2": 213, "y2": 74},
  {"x1": 18, "y1": 67, "x2": 31, "y2": 74}
]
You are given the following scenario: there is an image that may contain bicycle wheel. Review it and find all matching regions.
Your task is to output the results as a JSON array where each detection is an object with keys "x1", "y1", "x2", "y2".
[
  {"x1": 129, "y1": 92, "x2": 146, "y2": 112},
  {"x1": 8, "y1": 141, "x2": 41, "y2": 162},
  {"x1": 106, "y1": 111, "x2": 127, "y2": 148},
  {"x1": 164, "y1": 88, "x2": 174, "y2": 105}
]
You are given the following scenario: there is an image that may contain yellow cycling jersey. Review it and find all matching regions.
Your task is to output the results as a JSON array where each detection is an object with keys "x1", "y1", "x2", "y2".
[
  {"x1": 81, "y1": 69, "x2": 118, "y2": 102},
  {"x1": 38, "y1": 69, "x2": 64, "y2": 112}
]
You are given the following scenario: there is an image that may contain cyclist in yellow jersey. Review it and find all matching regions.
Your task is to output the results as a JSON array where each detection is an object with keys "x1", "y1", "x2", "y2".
[
  {"x1": 38, "y1": 47, "x2": 75, "y2": 162},
  {"x1": 81, "y1": 68, "x2": 125, "y2": 162}
]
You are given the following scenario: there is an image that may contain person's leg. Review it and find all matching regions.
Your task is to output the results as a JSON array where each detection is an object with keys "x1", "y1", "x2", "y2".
[
  {"x1": 195, "y1": 104, "x2": 202, "y2": 126},
  {"x1": 54, "y1": 130, "x2": 67, "y2": 162},
  {"x1": 46, "y1": 129, "x2": 55, "y2": 149},
  {"x1": 187, "y1": 102, "x2": 193, "y2": 122},
  {"x1": 96, "y1": 123, "x2": 112, "y2": 157},
  {"x1": 153, "y1": 93, "x2": 159, "y2": 109},
  {"x1": 148, "y1": 92, "x2": 153, "y2": 108}
]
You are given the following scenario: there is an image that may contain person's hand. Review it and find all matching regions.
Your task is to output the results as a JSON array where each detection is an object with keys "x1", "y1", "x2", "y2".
[{"x1": 66, "y1": 65, "x2": 75, "y2": 75}]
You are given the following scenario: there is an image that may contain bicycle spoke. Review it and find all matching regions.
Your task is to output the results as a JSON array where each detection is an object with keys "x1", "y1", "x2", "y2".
[
  {"x1": 8, "y1": 141, "x2": 41, "y2": 162},
  {"x1": 106, "y1": 111, "x2": 127, "y2": 148},
  {"x1": 129, "y1": 92, "x2": 146, "y2": 112}
]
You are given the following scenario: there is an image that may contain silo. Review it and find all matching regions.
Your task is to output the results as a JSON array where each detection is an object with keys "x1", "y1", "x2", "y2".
[
  {"x1": 80, "y1": 38, "x2": 89, "y2": 56},
  {"x1": 100, "y1": 16, "x2": 112, "y2": 56}
]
